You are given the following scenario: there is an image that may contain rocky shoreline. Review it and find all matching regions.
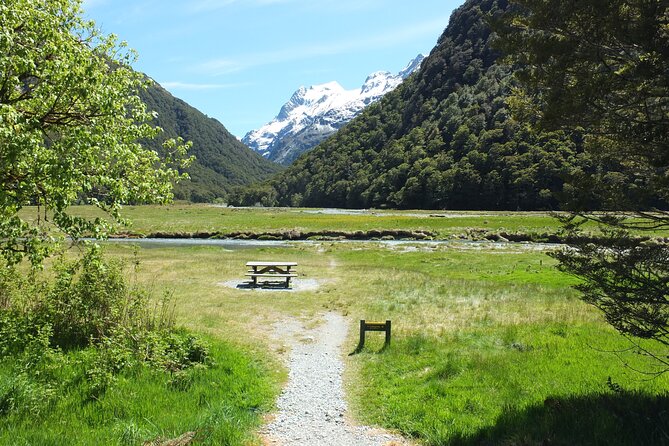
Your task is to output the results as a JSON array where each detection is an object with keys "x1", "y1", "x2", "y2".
[
  {"x1": 110, "y1": 228, "x2": 669, "y2": 245},
  {"x1": 113, "y1": 229, "x2": 437, "y2": 241}
]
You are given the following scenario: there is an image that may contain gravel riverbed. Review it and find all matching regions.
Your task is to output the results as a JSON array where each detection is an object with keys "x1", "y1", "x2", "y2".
[{"x1": 261, "y1": 312, "x2": 410, "y2": 446}]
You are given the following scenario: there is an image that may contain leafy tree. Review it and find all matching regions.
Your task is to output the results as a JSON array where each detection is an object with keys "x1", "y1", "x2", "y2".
[
  {"x1": 0, "y1": 0, "x2": 190, "y2": 265},
  {"x1": 498, "y1": 0, "x2": 669, "y2": 373}
]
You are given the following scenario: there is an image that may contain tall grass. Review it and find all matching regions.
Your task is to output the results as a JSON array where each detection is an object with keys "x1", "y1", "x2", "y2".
[
  {"x1": 0, "y1": 246, "x2": 277, "y2": 445},
  {"x1": 351, "y1": 323, "x2": 669, "y2": 445},
  {"x1": 336, "y1": 245, "x2": 669, "y2": 445},
  {"x1": 0, "y1": 340, "x2": 275, "y2": 445}
]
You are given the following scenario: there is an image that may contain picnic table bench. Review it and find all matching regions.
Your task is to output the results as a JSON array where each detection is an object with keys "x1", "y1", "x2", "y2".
[{"x1": 245, "y1": 261, "x2": 298, "y2": 288}]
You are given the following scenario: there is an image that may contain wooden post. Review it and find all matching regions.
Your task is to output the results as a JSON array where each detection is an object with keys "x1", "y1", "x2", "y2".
[
  {"x1": 351, "y1": 319, "x2": 391, "y2": 354},
  {"x1": 358, "y1": 320, "x2": 366, "y2": 352}
]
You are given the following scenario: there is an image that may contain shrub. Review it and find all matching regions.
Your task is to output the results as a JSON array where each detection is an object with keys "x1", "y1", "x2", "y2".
[{"x1": 0, "y1": 245, "x2": 209, "y2": 399}]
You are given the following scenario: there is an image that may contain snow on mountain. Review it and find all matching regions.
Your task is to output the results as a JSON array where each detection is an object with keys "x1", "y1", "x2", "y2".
[{"x1": 242, "y1": 54, "x2": 426, "y2": 165}]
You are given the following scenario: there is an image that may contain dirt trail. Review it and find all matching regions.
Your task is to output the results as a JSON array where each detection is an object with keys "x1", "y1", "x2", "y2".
[{"x1": 261, "y1": 312, "x2": 410, "y2": 446}]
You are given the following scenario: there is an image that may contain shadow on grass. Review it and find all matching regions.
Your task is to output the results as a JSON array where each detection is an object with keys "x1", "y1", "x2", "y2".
[
  {"x1": 349, "y1": 343, "x2": 390, "y2": 356},
  {"x1": 449, "y1": 391, "x2": 669, "y2": 446},
  {"x1": 235, "y1": 281, "x2": 291, "y2": 290}
]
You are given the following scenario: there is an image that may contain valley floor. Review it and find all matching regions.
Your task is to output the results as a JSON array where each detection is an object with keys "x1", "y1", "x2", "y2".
[
  {"x1": 3, "y1": 208, "x2": 668, "y2": 445},
  {"x1": 112, "y1": 230, "x2": 668, "y2": 446}
]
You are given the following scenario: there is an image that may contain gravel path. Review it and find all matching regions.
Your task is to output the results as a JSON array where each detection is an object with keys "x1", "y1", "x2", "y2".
[{"x1": 261, "y1": 312, "x2": 410, "y2": 446}]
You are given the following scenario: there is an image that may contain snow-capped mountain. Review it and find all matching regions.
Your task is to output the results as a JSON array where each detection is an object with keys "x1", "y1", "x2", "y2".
[{"x1": 242, "y1": 54, "x2": 426, "y2": 165}]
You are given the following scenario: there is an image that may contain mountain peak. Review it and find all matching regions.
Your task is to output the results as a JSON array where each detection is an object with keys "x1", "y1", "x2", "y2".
[
  {"x1": 242, "y1": 54, "x2": 425, "y2": 165},
  {"x1": 399, "y1": 54, "x2": 427, "y2": 79},
  {"x1": 314, "y1": 81, "x2": 344, "y2": 91},
  {"x1": 361, "y1": 70, "x2": 400, "y2": 97}
]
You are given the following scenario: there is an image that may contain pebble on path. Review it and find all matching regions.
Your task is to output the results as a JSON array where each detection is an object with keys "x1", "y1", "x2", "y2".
[{"x1": 260, "y1": 312, "x2": 411, "y2": 446}]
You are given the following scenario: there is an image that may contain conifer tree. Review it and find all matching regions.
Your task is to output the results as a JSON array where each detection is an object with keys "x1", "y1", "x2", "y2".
[{"x1": 499, "y1": 0, "x2": 669, "y2": 373}]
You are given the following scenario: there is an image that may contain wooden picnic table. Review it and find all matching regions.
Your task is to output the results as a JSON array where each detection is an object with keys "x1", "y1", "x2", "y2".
[{"x1": 245, "y1": 261, "x2": 298, "y2": 287}]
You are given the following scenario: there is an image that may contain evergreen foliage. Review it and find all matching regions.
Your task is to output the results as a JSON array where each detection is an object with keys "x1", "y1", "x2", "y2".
[
  {"x1": 498, "y1": 0, "x2": 669, "y2": 213},
  {"x1": 139, "y1": 83, "x2": 282, "y2": 203},
  {"x1": 499, "y1": 0, "x2": 669, "y2": 374},
  {"x1": 231, "y1": 0, "x2": 586, "y2": 210}
]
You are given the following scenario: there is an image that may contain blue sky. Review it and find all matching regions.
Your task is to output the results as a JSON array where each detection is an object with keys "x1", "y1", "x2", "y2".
[{"x1": 82, "y1": 0, "x2": 463, "y2": 137}]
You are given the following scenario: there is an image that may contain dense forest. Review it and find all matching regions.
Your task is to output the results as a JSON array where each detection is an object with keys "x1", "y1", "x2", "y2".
[
  {"x1": 229, "y1": 0, "x2": 593, "y2": 210},
  {"x1": 139, "y1": 83, "x2": 282, "y2": 202}
]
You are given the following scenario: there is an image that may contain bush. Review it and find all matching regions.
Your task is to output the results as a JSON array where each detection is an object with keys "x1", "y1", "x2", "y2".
[
  {"x1": 0, "y1": 245, "x2": 209, "y2": 399},
  {"x1": 47, "y1": 246, "x2": 148, "y2": 348}
]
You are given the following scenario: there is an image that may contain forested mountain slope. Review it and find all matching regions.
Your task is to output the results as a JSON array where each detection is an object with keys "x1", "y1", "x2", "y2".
[
  {"x1": 242, "y1": 54, "x2": 425, "y2": 165},
  {"x1": 235, "y1": 0, "x2": 584, "y2": 210},
  {"x1": 140, "y1": 83, "x2": 282, "y2": 202}
]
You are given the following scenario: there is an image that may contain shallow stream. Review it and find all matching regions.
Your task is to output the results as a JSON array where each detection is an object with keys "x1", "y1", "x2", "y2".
[{"x1": 100, "y1": 237, "x2": 560, "y2": 251}]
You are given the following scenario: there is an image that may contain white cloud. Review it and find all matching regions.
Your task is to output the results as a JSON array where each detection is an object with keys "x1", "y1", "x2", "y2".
[
  {"x1": 196, "y1": 59, "x2": 245, "y2": 76},
  {"x1": 197, "y1": 16, "x2": 447, "y2": 76},
  {"x1": 187, "y1": 0, "x2": 296, "y2": 13},
  {"x1": 186, "y1": 0, "x2": 380, "y2": 14},
  {"x1": 160, "y1": 81, "x2": 251, "y2": 90}
]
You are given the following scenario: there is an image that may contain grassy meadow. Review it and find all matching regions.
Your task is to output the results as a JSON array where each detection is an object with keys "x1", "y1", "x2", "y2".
[
  {"x1": 0, "y1": 338, "x2": 276, "y2": 446},
  {"x1": 28, "y1": 204, "x2": 567, "y2": 239},
  {"x1": 103, "y1": 231, "x2": 667, "y2": 445},
  {"x1": 4, "y1": 206, "x2": 669, "y2": 445}
]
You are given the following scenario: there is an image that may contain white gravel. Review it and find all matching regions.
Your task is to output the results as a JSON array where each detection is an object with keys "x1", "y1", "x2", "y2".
[{"x1": 261, "y1": 313, "x2": 410, "y2": 446}]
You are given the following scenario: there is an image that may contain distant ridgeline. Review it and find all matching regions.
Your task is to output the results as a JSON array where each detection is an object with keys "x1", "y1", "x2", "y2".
[
  {"x1": 139, "y1": 83, "x2": 282, "y2": 202},
  {"x1": 228, "y1": 0, "x2": 634, "y2": 210},
  {"x1": 242, "y1": 54, "x2": 426, "y2": 166}
]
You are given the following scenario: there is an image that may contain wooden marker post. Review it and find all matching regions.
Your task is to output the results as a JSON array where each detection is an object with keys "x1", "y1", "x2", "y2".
[{"x1": 352, "y1": 320, "x2": 391, "y2": 354}]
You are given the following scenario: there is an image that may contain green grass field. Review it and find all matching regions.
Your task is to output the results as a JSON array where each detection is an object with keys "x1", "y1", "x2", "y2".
[
  {"x1": 0, "y1": 339, "x2": 276, "y2": 445},
  {"x1": 104, "y1": 237, "x2": 667, "y2": 445},
  {"x1": 23, "y1": 204, "x2": 568, "y2": 239},
  {"x1": 4, "y1": 207, "x2": 669, "y2": 445}
]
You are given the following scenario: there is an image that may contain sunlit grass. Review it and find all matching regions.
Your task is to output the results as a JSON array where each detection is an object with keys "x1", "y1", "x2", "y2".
[
  {"x1": 21, "y1": 204, "x2": 570, "y2": 239},
  {"x1": 351, "y1": 323, "x2": 668, "y2": 445},
  {"x1": 8, "y1": 206, "x2": 668, "y2": 445},
  {"x1": 0, "y1": 339, "x2": 277, "y2": 446},
  {"x1": 94, "y1": 240, "x2": 669, "y2": 445}
]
